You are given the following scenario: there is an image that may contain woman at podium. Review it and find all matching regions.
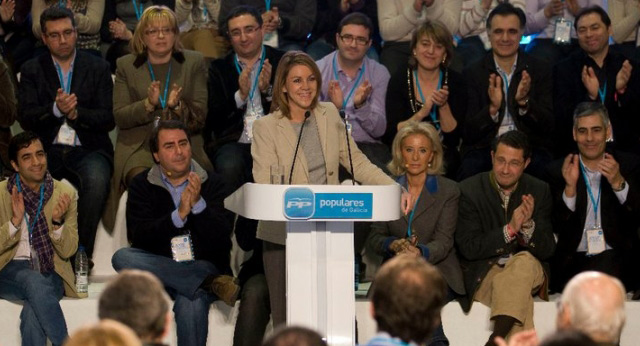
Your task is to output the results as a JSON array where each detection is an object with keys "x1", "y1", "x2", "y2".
[
  {"x1": 251, "y1": 51, "x2": 409, "y2": 327},
  {"x1": 367, "y1": 122, "x2": 465, "y2": 345}
]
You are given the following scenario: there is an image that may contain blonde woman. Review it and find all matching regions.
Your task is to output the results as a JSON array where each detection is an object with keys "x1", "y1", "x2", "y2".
[{"x1": 105, "y1": 5, "x2": 212, "y2": 229}]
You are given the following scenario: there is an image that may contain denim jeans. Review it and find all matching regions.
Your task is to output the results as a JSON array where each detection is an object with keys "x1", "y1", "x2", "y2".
[
  {"x1": 0, "y1": 260, "x2": 67, "y2": 346},
  {"x1": 211, "y1": 142, "x2": 253, "y2": 193},
  {"x1": 47, "y1": 146, "x2": 112, "y2": 259},
  {"x1": 112, "y1": 247, "x2": 221, "y2": 346}
]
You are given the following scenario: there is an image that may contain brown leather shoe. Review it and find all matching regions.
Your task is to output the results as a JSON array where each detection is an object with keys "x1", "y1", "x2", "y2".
[{"x1": 210, "y1": 275, "x2": 240, "y2": 307}]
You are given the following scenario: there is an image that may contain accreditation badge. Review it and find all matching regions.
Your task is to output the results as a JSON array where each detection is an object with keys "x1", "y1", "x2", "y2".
[
  {"x1": 553, "y1": 18, "x2": 572, "y2": 45},
  {"x1": 56, "y1": 122, "x2": 77, "y2": 146},
  {"x1": 586, "y1": 226, "x2": 606, "y2": 255},
  {"x1": 244, "y1": 111, "x2": 260, "y2": 140},
  {"x1": 171, "y1": 234, "x2": 195, "y2": 262}
]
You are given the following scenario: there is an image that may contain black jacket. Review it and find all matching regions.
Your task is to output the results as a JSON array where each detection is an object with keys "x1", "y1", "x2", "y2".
[
  {"x1": 18, "y1": 50, "x2": 115, "y2": 159},
  {"x1": 205, "y1": 46, "x2": 284, "y2": 153},
  {"x1": 554, "y1": 49, "x2": 640, "y2": 157},
  {"x1": 462, "y1": 50, "x2": 553, "y2": 155},
  {"x1": 127, "y1": 164, "x2": 233, "y2": 275}
]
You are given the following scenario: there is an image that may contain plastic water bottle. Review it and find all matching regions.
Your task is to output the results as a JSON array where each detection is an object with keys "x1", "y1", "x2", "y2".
[{"x1": 75, "y1": 246, "x2": 89, "y2": 294}]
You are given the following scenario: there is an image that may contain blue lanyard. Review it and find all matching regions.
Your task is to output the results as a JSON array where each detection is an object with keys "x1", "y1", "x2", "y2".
[
  {"x1": 414, "y1": 69, "x2": 442, "y2": 130},
  {"x1": 265, "y1": 0, "x2": 271, "y2": 10},
  {"x1": 203, "y1": 6, "x2": 208, "y2": 19},
  {"x1": 367, "y1": 337, "x2": 410, "y2": 346},
  {"x1": 234, "y1": 47, "x2": 266, "y2": 102},
  {"x1": 132, "y1": 0, "x2": 143, "y2": 20},
  {"x1": 332, "y1": 53, "x2": 366, "y2": 110},
  {"x1": 406, "y1": 192, "x2": 421, "y2": 238},
  {"x1": 58, "y1": 0, "x2": 65, "y2": 8},
  {"x1": 147, "y1": 61, "x2": 172, "y2": 110},
  {"x1": 499, "y1": 70, "x2": 510, "y2": 98},
  {"x1": 54, "y1": 61, "x2": 73, "y2": 94},
  {"x1": 579, "y1": 161, "x2": 602, "y2": 226},
  {"x1": 15, "y1": 175, "x2": 45, "y2": 236},
  {"x1": 598, "y1": 81, "x2": 607, "y2": 104}
]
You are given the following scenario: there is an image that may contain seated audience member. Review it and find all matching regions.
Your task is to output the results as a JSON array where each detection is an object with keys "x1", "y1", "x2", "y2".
[
  {"x1": 207, "y1": 7, "x2": 280, "y2": 343},
  {"x1": 455, "y1": 130, "x2": 556, "y2": 345},
  {"x1": 456, "y1": 0, "x2": 525, "y2": 72},
  {"x1": 609, "y1": 0, "x2": 640, "y2": 61},
  {"x1": 0, "y1": 0, "x2": 36, "y2": 75},
  {"x1": 111, "y1": 120, "x2": 238, "y2": 346},
  {"x1": 262, "y1": 326, "x2": 327, "y2": 346},
  {"x1": 98, "y1": 270, "x2": 171, "y2": 345},
  {"x1": 32, "y1": 0, "x2": 104, "y2": 55},
  {"x1": 317, "y1": 12, "x2": 391, "y2": 172},
  {"x1": 104, "y1": 5, "x2": 212, "y2": 231},
  {"x1": 206, "y1": 5, "x2": 283, "y2": 191},
  {"x1": 0, "y1": 132, "x2": 80, "y2": 346},
  {"x1": 460, "y1": 2, "x2": 553, "y2": 181},
  {"x1": 251, "y1": 51, "x2": 411, "y2": 327},
  {"x1": 377, "y1": 0, "x2": 461, "y2": 78},
  {"x1": 306, "y1": 0, "x2": 379, "y2": 61},
  {"x1": 64, "y1": 320, "x2": 142, "y2": 346},
  {"x1": 18, "y1": 6, "x2": 114, "y2": 264},
  {"x1": 554, "y1": 6, "x2": 640, "y2": 157},
  {"x1": 175, "y1": 0, "x2": 229, "y2": 59},
  {"x1": 102, "y1": 0, "x2": 175, "y2": 73},
  {"x1": 0, "y1": 57, "x2": 17, "y2": 174},
  {"x1": 365, "y1": 255, "x2": 447, "y2": 346},
  {"x1": 218, "y1": 0, "x2": 315, "y2": 52},
  {"x1": 557, "y1": 271, "x2": 626, "y2": 346},
  {"x1": 548, "y1": 102, "x2": 640, "y2": 292},
  {"x1": 368, "y1": 122, "x2": 465, "y2": 346},
  {"x1": 524, "y1": 0, "x2": 593, "y2": 65},
  {"x1": 384, "y1": 20, "x2": 465, "y2": 179}
]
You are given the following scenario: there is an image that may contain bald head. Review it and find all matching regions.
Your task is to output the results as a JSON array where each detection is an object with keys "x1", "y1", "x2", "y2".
[{"x1": 558, "y1": 271, "x2": 626, "y2": 344}]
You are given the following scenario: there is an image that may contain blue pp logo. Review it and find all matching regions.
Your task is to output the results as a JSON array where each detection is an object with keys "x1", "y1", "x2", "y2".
[{"x1": 284, "y1": 187, "x2": 314, "y2": 219}]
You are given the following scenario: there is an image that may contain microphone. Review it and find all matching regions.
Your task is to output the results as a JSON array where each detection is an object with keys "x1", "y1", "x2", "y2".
[
  {"x1": 340, "y1": 109, "x2": 356, "y2": 185},
  {"x1": 289, "y1": 111, "x2": 311, "y2": 184}
]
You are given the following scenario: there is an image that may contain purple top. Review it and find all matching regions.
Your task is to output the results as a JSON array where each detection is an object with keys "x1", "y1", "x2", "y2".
[{"x1": 316, "y1": 51, "x2": 390, "y2": 143}]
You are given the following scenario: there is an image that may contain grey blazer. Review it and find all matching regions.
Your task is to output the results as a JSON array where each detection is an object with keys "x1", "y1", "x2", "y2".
[
  {"x1": 251, "y1": 101, "x2": 395, "y2": 244},
  {"x1": 368, "y1": 174, "x2": 465, "y2": 295}
]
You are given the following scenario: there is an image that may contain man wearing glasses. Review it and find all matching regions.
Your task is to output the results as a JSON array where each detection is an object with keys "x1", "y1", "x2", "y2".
[
  {"x1": 316, "y1": 12, "x2": 391, "y2": 174},
  {"x1": 205, "y1": 5, "x2": 283, "y2": 346},
  {"x1": 18, "y1": 6, "x2": 114, "y2": 269}
]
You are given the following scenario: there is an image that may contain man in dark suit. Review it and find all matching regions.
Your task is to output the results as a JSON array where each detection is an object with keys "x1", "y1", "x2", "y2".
[
  {"x1": 206, "y1": 5, "x2": 283, "y2": 191},
  {"x1": 459, "y1": 2, "x2": 553, "y2": 181},
  {"x1": 18, "y1": 6, "x2": 114, "y2": 264},
  {"x1": 548, "y1": 102, "x2": 640, "y2": 293},
  {"x1": 206, "y1": 6, "x2": 282, "y2": 344},
  {"x1": 456, "y1": 130, "x2": 556, "y2": 346},
  {"x1": 554, "y1": 6, "x2": 640, "y2": 158}
]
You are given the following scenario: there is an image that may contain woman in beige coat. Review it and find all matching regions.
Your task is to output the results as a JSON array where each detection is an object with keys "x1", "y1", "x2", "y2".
[
  {"x1": 251, "y1": 51, "x2": 411, "y2": 326},
  {"x1": 104, "y1": 5, "x2": 212, "y2": 230}
]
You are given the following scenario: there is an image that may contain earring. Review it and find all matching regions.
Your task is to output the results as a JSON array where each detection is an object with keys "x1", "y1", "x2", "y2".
[
  {"x1": 413, "y1": 52, "x2": 417, "y2": 56},
  {"x1": 428, "y1": 162, "x2": 432, "y2": 168}
]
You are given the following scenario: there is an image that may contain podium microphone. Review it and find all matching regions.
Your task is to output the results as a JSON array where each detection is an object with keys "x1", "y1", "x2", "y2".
[
  {"x1": 289, "y1": 111, "x2": 311, "y2": 184},
  {"x1": 339, "y1": 109, "x2": 356, "y2": 185}
]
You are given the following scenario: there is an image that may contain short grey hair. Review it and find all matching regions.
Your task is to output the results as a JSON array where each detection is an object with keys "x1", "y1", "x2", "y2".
[
  {"x1": 560, "y1": 271, "x2": 626, "y2": 344},
  {"x1": 573, "y1": 102, "x2": 610, "y2": 129}
]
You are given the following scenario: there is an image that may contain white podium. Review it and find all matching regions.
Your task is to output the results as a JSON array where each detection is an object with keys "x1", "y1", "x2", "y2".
[{"x1": 225, "y1": 183, "x2": 402, "y2": 346}]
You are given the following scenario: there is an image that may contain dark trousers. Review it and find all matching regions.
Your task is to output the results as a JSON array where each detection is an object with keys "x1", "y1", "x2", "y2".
[{"x1": 47, "y1": 145, "x2": 112, "y2": 259}]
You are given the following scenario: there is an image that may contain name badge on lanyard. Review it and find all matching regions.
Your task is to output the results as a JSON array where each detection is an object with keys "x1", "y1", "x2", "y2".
[
  {"x1": 586, "y1": 227, "x2": 606, "y2": 255},
  {"x1": 55, "y1": 61, "x2": 77, "y2": 146},
  {"x1": 236, "y1": 48, "x2": 266, "y2": 140},
  {"x1": 554, "y1": 18, "x2": 572, "y2": 45},
  {"x1": 171, "y1": 233, "x2": 195, "y2": 262}
]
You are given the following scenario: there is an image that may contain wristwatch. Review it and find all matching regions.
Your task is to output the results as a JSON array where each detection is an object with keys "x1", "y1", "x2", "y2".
[{"x1": 613, "y1": 180, "x2": 626, "y2": 192}]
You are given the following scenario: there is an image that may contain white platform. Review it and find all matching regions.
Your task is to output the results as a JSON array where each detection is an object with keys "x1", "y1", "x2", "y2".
[{"x1": 2, "y1": 289, "x2": 640, "y2": 346}]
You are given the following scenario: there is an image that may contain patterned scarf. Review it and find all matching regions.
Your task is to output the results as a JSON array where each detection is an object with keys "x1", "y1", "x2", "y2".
[{"x1": 7, "y1": 173, "x2": 55, "y2": 273}]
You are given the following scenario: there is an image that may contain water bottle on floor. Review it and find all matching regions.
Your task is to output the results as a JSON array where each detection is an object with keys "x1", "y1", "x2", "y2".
[{"x1": 75, "y1": 246, "x2": 89, "y2": 294}]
